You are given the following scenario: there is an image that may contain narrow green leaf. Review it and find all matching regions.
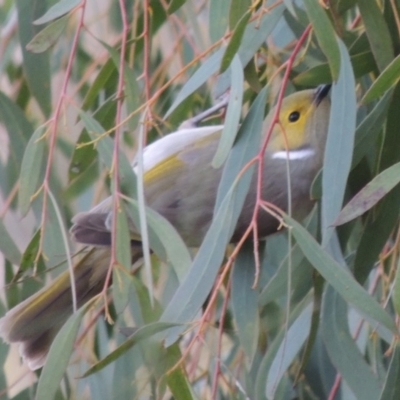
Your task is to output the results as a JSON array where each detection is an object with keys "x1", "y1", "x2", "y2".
[
  {"x1": 293, "y1": 51, "x2": 376, "y2": 87},
  {"x1": 123, "y1": 64, "x2": 141, "y2": 132},
  {"x1": 18, "y1": 126, "x2": 47, "y2": 215},
  {"x1": 392, "y1": 257, "x2": 400, "y2": 316},
  {"x1": 303, "y1": 0, "x2": 340, "y2": 80},
  {"x1": 16, "y1": 0, "x2": 51, "y2": 117},
  {"x1": 113, "y1": 208, "x2": 133, "y2": 315},
  {"x1": 78, "y1": 109, "x2": 137, "y2": 198},
  {"x1": 362, "y1": 54, "x2": 400, "y2": 104},
  {"x1": 322, "y1": 39, "x2": 356, "y2": 244},
  {"x1": 19, "y1": 229, "x2": 41, "y2": 273},
  {"x1": 167, "y1": 365, "x2": 195, "y2": 400},
  {"x1": 0, "y1": 219, "x2": 21, "y2": 266},
  {"x1": 353, "y1": 84, "x2": 400, "y2": 284},
  {"x1": 283, "y1": 214, "x2": 397, "y2": 334},
  {"x1": 266, "y1": 303, "x2": 313, "y2": 399},
  {"x1": 351, "y1": 90, "x2": 392, "y2": 169},
  {"x1": 215, "y1": 4, "x2": 284, "y2": 96},
  {"x1": 215, "y1": 86, "x2": 266, "y2": 211},
  {"x1": 232, "y1": 243, "x2": 259, "y2": 363},
  {"x1": 165, "y1": 49, "x2": 224, "y2": 118},
  {"x1": 161, "y1": 88, "x2": 267, "y2": 345},
  {"x1": 34, "y1": 0, "x2": 81, "y2": 25},
  {"x1": 82, "y1": 59, "x2": 117, "y2": 111},
  {"x1": 335, "y1": 162, "x2": 400, "y2": 226},
  {"x1": 283, "y1": 0, "x2": 296, "y2": 15},
  {"x1": 0, "y1": 92, "x2": 32, "y2": 196},
  {"x1": 26, "y1": 15, "x2": 68, "y2": 53},
  {"x1": 168, "y1": 0, "x2": 185, "y2": 14},
  {"x1": 212, "y1": 55, "x2": 243, "y2": 168},
  {"x1": 97, "y1": 36, "x2": 141, "y2": 131},
  {"x1": 254, "y1": 293, "x2": 313, "y2": 399},
  {"x1": 322, "y1": 287, "x2": 381, "y2": 400},
  {"x1": 81, "y1": 322, "x2": 179, "y2": 378},
  {"x1": 358, "y1": 0, "x2": 394, "y2": 71},
  {"x1": 220, "y1": 12, "x2": 251, "y2": 73},
  {"x1": 379, "y1": 345, "x2": 400, "y2": 400},
  {"x1": 209, "y1": 0, "x2": 230, "y2": 43},
  {"x1": 125, "y1": 199, "x2": 191, "y2": 283},
  {"x1": 68, "y1": 130, "x2": 98, "y2": 182},
  {"x1": 238, "y1": 4, "x2": 284, "y2": 66},
  {"x1": 259, "y1": 243, "x2": 309, "y2": 307},
  {"x1": 35, "y1": 306, "x2": 87, "y2": 400},
  {"x1": 229, "y1": 0, "x2": 250, "y2": 29}
]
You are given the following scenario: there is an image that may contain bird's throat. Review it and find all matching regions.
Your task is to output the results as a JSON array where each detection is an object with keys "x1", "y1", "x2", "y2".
[{"x1": 271, "y1": 147, "x2": 315, "y2": 161}]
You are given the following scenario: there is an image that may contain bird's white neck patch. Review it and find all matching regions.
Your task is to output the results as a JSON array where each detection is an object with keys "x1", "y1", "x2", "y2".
[{"x1": 272, "y1": 148, "x2": 315, "y2": 160}]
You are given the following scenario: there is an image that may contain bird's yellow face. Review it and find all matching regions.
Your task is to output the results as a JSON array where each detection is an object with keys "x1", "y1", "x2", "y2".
[{"x1": 268, "y1": 90, "x2": 323, "y2": 153}]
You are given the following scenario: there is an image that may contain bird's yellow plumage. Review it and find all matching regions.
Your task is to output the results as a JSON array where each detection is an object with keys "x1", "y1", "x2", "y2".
[{"x1": 144, "y1": 153, "x2": 185, "y2": 185}]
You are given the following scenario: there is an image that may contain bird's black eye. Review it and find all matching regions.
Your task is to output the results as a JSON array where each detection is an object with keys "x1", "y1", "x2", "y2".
[{"x1": 288, "y1": 111, "x2": 300, "y2": 122}]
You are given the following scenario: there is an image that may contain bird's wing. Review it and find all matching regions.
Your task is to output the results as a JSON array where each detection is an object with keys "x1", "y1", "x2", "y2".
[{"x1": 71, "y1": 125, "x2": 223, "y2": 246}]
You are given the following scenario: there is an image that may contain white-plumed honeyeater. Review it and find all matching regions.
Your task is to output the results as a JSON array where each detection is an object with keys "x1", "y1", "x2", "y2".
[{"x1": 0, "y1": 85, "x2": 331, "y2": 370}]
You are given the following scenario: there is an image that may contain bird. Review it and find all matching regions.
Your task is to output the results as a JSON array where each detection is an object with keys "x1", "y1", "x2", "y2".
[{"x1": 0, "y1": 85, "x2": 331, "y2": 370}]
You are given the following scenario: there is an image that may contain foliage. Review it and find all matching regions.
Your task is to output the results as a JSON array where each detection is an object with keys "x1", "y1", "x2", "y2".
[{"x1": 0, "y1": 0, "x2": 400, "y2": 399}]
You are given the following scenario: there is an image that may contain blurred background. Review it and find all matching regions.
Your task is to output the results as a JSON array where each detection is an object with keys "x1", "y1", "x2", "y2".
[{"x1": 0, "y1": 0, "x2": 400, "y2": 399}]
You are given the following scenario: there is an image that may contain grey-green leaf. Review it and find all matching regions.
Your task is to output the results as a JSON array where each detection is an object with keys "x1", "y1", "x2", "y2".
[
  {"x1": 209, "y1": 0, "x2": 230, "y2": 43},
  {"x1": 165, "y1": 49, "x2": 224, "y2": 118},
  {"x1": 379, "y1": 344, "x2": 400, "y2": 400},
  {"x1": 34, "y1": 0, "x2": 81, "y2": 25},
  {"x1": 35, "y1": 306, "x2": 87, "y2": 400},
  {"x1": 266, "y1": 302, "x2": 313, "y2": 399},
  {"x1": 18, "y1": 126, "x2": 47, "y2": 215},
  {"x1": 322, "y1": 39, "x2": 356, "y2": 244},
  {"x1": 220, "y1": 12, "x2": 251, "y2": 73},
  {"x1": 303, "y1": 0, "x2": 340, "y2": 80},
  {"x1": 357, "y1": 0, "x2": 394, "y2": 71},
  {"x1": 284, "y1": 214, "x2": 396, "y2": 334},
  {"x1": 362, "y1": 54, "x2": 400, "y2": 104},
  {"x1": 322, "y1": 287, "x2": 381, "y2": 400},
  {"x1": 212, "y1": 55, "x2": 243, "y2": 168},
  {"x1": 125, "y1": 198, "x2": 192, "y2": 283},
  {"x1": 0, "y1": 219, "x2": 21, "y2": 266},
  {"x1": 335, "y1": 162, "x2": 400, "y2": 226},
  {"x1": 26, "y1": 15, "x2": 68, "y2": 53},
  {"x1": 81, "y1": 322, "x2": 179, "y2": 378},
  {"x1": 232, "y1": 243, "x2": 259, "y2": 363},
  {"x1": 161, "y1": 88, "x2": 267, "y2": 344},
  {"x1": 16, "y1": 0, "x2": 51, "y2": 117}
]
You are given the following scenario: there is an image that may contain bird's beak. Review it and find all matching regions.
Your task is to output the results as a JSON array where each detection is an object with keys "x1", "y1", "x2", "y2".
[{"x1": 313, "y1": 84, "x2": 331, "y2": 106}]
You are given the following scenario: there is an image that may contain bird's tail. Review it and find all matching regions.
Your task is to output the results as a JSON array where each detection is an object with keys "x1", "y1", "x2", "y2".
[{"x1": 0, "y1": 247, "x2": 140, "y2": 370}]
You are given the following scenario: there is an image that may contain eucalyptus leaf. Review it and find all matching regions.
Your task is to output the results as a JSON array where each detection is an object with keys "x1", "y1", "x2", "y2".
[
  {"x1": 303, "y1": 0, "x2": 340, "y2": 80},
  {"x1": 0, "y1": 219, "x2": 21, "y2": 266},
  {"x1": 220, "y1": 12, "x2": 251, "y2": 73},
  {"x1": 322, "y1": 39, "x2": 356, "y2": 244},
  {"x1": 16, "y1": 0, "x2": 51, "y2": 117},
  {"x1": 26, "y1": 15, "x2": 68, "y2": 53},
  {"x1": 322, "y1": 287, "x2": 381, "y2": 400},
  {"x1": 81, "y1": 322, "x2": 179, "y2": 378},
  {"x1": 161, "y1": 87, "x2": 267, "y2": 344},
  {"x1": 35, "y1": 305, "x2": 88, "y2": 400},
  {"x1": 284, "y1": 214, "x2": 396, "y2": 334},
  {"x1": 232, "y1": 243, "x2": 259, "y2": 364},
  {"x1": 18, "y1": 126, "x2": 47, "y2": 215},
  {"x1": 379, "y1": 344, "x2": 400, "y2": 400},
  {"x1": 212, "y1": 55, "x2": 243, "y2": 168},
  {"x1": 335, "y1": 162, "x2": 400, "y2": 226},
  {"x1": 357, "y1": 0, "x2": 394, "y2": 71},
  {"x1": 34, "y1": 0, "x2": 81, "y2": 25},
  {"x1": 362, "y1": 54, "x2": 400, "y2": 103}
]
